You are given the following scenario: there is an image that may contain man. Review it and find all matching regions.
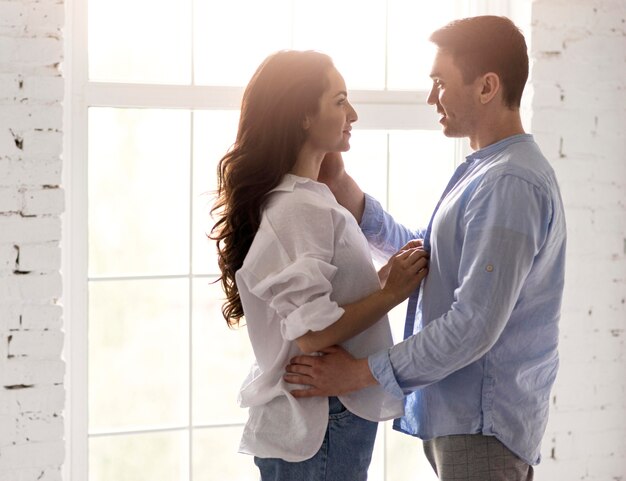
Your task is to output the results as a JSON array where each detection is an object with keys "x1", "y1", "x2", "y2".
[{"x1": 284, "y1": 16, "x2": 566, "y2": 481}]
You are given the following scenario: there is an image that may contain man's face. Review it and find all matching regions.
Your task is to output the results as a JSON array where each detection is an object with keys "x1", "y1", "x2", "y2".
[{"x1": 427, "y1": 49, "x2": 480, "y2": 139}]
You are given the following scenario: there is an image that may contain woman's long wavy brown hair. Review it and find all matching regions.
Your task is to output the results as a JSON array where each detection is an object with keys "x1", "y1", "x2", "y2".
[{"x1": 210, "y1": 50, "x2": 334, "y2": 327}]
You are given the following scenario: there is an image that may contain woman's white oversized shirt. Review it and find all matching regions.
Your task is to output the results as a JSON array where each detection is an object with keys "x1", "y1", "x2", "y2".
[{"x1": 235, "y1": 174, "x2": 403, "y2": 461}]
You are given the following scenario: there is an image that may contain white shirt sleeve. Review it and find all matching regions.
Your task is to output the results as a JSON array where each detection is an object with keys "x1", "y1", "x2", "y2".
[{"x1": 237, "y1": 194, "x2": 345, "y2": 341}]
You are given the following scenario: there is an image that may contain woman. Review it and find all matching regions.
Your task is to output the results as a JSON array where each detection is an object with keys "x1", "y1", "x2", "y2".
[{"x1": 210, "y1": 50, "x2": 428, "y2": 480}]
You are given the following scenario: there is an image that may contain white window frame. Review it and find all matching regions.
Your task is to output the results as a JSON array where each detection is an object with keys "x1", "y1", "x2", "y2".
[{"x1": 62, "y1": 1, "x2": 519, "y2": 480}]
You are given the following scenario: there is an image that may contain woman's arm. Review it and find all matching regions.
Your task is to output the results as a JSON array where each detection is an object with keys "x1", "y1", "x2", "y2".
[{"x1": 295, "y1": 245, "x2": 427, "y2": 354}]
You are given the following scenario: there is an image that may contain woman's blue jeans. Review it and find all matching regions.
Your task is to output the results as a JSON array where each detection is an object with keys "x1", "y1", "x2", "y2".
[{"x1": 254, "y1": 397, "x2": 378, "y2": 481}]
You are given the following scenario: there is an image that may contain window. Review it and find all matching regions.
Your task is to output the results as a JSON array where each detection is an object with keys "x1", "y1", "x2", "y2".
[{"x1": 65, "y1": 1, "x2": 513, "y2": 480}]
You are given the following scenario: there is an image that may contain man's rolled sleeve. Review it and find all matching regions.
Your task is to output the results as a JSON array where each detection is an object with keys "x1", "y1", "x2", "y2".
[{"x1": 368, "y1": 349, "x2": 405, "y2": 400}]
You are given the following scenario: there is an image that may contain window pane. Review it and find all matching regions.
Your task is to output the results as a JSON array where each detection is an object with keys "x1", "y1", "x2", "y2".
[
  {"x1": 192, "y1": 110, "x2": 240, "y2": 275},
  {"x1": 193, "y1": 0, "x2": 291, "y2": 86},
  {"x1": 387, "y1": 0, "x2": 457, "y2": 90},
  {"x1": 343, "y1": 130, "x2": 388, "y2": 206},
  {"x1": 193, "y1": 427, "x2": 257, "y2": 480},
  {"x1": 90, "y1": 431, "x2": 188, "y2": 481},
  {"x1": 388, "y1": 299, "x2": 410, "y2": 343},
  {"x1": 192, "y1": 280, "x2": 254, "y2": 425},
  {"x1": 388, "y1": 131, "x2": 456, "y2": 229},
  {"x1": 89, "y1": 0, "x2": 191, "y2": 84},
  {"x1": 368, "y1": 427, "x2": 385, "y2": 481},
  {"x1": 293, "y1": 0, "x2": 386, "y2": 90},
  {"x1": 384, "y1": 422, "x2": 438, "y2": 481},
  {"x1": 89, "y1": 279, "x2": 189, "y2": 432},
  {"x1": 88, "y1": 108, "x2": 191, "y2": 277}
]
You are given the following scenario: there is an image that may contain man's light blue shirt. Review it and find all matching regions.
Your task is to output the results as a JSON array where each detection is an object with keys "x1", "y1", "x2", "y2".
[{"x1": 362, "y1": 134, "x2": 566, "y2": 465}]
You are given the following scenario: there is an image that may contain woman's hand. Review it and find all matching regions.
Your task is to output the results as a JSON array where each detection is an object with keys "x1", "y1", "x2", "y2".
[
  {"x1": 378, "y1": 239, "x2": 425, "y2": 285},
  {"x1": 379, "y1": 240, "x2": 428, "y2": 303}
]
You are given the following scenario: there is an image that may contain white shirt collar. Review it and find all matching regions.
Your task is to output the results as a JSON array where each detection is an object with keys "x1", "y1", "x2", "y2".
[{"x1": 269, "y1": 173, "x2": 332, "y2": 197}]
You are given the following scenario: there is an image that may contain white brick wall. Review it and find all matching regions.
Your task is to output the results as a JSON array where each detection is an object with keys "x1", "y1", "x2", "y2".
[
  {"x1": 0, "y1": 0, "x2": 65, "y2": 479},
  {"x1": 530, "y1": 0, "x2": 626, "y2": 480}
]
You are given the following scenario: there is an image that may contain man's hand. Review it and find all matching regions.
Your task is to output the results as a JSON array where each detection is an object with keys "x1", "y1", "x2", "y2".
[
  {"x1": 284, "y1": 345, "x2": 377, "y2": 398},
  {"x1": 317, "y1": 152, "x2": 366, "y2": 222},
  {"x1": 317, "y1": 152, "x2": 346, "y2": 191}
]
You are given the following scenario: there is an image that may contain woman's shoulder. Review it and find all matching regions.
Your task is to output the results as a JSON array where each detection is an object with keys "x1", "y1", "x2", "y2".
[{"x1": 265, "y1": 181, "x2": 334, "y2": 219}]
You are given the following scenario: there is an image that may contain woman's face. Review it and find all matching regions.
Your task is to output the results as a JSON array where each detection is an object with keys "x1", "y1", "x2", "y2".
[{"x1": 303, "y1": 67, "x2": 358, "y2": 154}]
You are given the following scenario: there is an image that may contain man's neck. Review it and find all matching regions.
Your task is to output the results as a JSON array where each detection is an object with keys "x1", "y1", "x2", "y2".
[{"x1": 469, "y1": 109, "x2": 525, "y2": 151}]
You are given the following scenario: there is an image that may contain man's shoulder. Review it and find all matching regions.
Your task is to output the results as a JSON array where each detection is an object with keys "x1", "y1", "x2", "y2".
[{"x1": 481, "y1": 142, "x2": 556, "y2": 190}]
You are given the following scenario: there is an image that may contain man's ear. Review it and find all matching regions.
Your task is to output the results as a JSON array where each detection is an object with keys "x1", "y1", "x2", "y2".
[{"x1": 479, "y1": 72, "x2": 500, "y2": 104}]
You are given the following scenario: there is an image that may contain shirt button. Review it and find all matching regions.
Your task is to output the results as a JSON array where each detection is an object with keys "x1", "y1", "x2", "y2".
[{"x1": 486, "y1": 264, "x2": 494, "y2": 272}]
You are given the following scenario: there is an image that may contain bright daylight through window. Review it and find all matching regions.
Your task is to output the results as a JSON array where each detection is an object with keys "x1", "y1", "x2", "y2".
[{"x1": 68, "y1": 0, "x2": 511, "y2": 480}]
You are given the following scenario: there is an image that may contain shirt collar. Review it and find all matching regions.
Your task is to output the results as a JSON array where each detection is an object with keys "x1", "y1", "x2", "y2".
[
  {"x1": 269, "y1": 173, "x2": 331, "y2": 196},
  {"x1": 466, "y1": 133, "x2": 534, "y2": 163}
]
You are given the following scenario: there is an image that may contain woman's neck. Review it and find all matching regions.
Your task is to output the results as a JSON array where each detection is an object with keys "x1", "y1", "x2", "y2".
[{"x1": 290, "y1": 145, "x2": 325, "y2": 180}]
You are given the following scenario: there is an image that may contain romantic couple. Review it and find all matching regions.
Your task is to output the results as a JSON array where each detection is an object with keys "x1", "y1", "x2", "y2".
[{"x1": 210, "y1": 15, "x2": 566, "y2": 481}]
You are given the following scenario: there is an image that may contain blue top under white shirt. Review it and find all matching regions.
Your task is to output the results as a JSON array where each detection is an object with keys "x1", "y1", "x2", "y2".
[{"x1": 362, "y1": 134, "x2": 567, "y2": 465}]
